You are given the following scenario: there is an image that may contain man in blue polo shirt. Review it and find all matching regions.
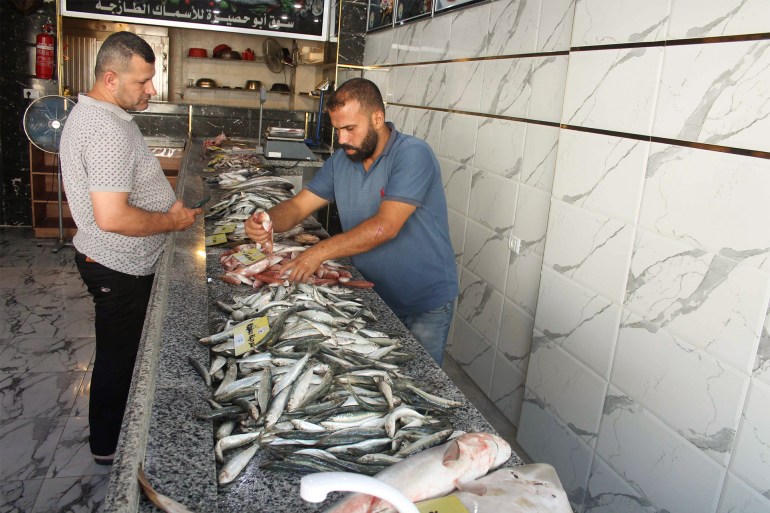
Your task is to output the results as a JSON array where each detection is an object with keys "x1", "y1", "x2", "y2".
[{"x1": 245, "y1": 78, "x2": 458, "y2": 365}]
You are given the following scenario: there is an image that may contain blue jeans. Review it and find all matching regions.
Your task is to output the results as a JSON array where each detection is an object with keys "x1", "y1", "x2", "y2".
[{"x1": 397, "y1": 299, "x2": 455, "y2": 366}]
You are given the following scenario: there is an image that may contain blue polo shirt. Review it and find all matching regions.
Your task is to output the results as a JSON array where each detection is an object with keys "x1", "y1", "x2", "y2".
[{"x1": 306, "y1": 123, "x2": 458, "y2": 316}]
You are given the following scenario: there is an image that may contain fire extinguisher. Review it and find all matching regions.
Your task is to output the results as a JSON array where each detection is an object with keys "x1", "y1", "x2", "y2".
[{"x1": 35, "y1": 24, "x2": 54, "y2": 80}]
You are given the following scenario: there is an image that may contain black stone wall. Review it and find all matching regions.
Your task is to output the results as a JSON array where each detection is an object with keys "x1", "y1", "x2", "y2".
[{"x1": 0, "y1": 0, "x2": 59, "y2": 227}]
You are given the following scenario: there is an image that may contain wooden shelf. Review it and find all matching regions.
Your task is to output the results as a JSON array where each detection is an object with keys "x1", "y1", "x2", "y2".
[{"x1": 29, "y1": 141, "x2": 182, "y2": 238}]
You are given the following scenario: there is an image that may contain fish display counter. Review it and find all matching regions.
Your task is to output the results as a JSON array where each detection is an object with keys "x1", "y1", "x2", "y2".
[{"x1": 102, "y1": 138, "x2": 525, "y2": 513}]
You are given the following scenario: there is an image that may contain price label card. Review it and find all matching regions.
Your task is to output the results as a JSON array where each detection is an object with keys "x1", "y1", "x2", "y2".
[
  {"x1": 205, "y1": 234, "x2": 228, "y2": 246},
  {"x1": 233, "y1": 317, "x2": 270, "y2": 356},
  {"x1": 415, "y1": 496, "x2": 470, "y2": 513},
  {"x1": 232, "y1": 248, "x2": 266, "y2": 266},
  {"x1": 213, "y1": 224, "x2": 237, "y2": 235}
]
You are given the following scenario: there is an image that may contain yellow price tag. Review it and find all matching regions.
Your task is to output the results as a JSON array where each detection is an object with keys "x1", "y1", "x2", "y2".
[
  {"x1": 213, "y1": 224, "x2": 237, "y2": 234},
  {"x1": 233, "y1": 248, "x2": 266, "y2": 265},
  {"x1": 205, "y1": 234, "x2": 228, "y2": 246},
  {"x1": 233, "y1": 316, "x2": 270, "y2": 356},
  {"x1": 415, "y1": 496, "x2": 470, "y2": 513}
]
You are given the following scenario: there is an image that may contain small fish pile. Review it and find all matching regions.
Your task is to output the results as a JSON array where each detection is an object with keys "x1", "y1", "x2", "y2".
[
  {"x1": 190, "y1": 283, "x2": 465, "y2": 486},
  {"x1": 206, "y1": 181, "x2": 323, "y2": 243},
  {"x1": 207, "y1": 151, "x2": 265, "y2": 171},
  {"x1": 219, "y1": 243, "x2": 371, "y2": 289},
  {"x1": 205, "y1": 168, "x2": 272, "y2": 187}
]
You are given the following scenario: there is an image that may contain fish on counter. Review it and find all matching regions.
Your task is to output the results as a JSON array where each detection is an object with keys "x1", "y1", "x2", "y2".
[
  {"x1": 446, "y1": 464, "x2": 573, "y2": 513},
  {"x1": 323, "y1": 432, "x2": 511, "y2": 513},
  {"x1": 205, "y1": 183, "x2": 324, "y2": 244},
  {"x1": 218, "y1": 242, "x2": 371, "y2": 289},
  {"x1": 190, "y1": 282, "x2": 467, "y2": 486}
]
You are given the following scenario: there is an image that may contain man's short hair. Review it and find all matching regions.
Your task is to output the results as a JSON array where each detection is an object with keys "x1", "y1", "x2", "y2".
[
  {"x1": 326, "y1": 78, "x2": 385, "y2": 115},
  {"x1": 95, "y1": 31, "x2": 155, "y2": 78}
]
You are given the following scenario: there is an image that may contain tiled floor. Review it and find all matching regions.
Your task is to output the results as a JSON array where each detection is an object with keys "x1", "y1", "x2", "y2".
[
  {"x1": 0, "y1": 228, "x2": 110, "y2": 513},
  {"x1": 0, "y1": 227, "x2": 528, "y2": 513}
]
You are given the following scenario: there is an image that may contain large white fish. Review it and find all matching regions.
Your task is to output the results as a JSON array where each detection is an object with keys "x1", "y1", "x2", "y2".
[
  {"x1": 324, "y1": 432, "x2": 511, "y2": 513},
  {"x1": 449, "y1": 464, "x2": 573, "y2": 513}
]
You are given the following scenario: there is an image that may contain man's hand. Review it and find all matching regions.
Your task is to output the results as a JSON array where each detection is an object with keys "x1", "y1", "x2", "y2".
[
  {"x1": 244, "y1": 211, "x2": 272, "y2": 245},
  {"x1": 167, "y1": 200, "x2": 201, "y2": 232},
  {"x1": 278, "y1": 246, "x2": 325, "y2": 283},
  {"x1": 91, "y1": 192, "x2": 202, "y2": 237}
]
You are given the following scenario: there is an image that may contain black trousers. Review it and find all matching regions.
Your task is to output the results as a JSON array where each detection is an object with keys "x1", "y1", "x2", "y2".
[{"x1": 75, "y1": 251, "x2": 154, "y2": 456}]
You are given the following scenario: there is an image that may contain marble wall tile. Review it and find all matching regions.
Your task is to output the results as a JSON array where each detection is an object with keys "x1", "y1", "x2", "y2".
[
  {"x1": 512, "y1": 184, "x2": 551, "y2": 256},
  {"x1": 462, "y1": 219, "x2": 512, "y2": 293},
  {"x1": 362, "y1": 31, "x2": 380, "y2": 65},
  {"x1": 528, "y1": 55, "x2": 569, "y2": 123},
  {"x1": 457, "y1": 269, "x2": 505, "y2": 345},
  {"x1": 473, "y1": 118, "x2": 527, "y2": 179},
  {"x1": 517, "y1": 389, "x2": 594, "y2": 509},
  {"x1": 391, "y1": 23, "x2": 422, "y2": 63},
  {"x1": 668, "y1": 0, "x2": 770, "y2": 39},
  {"x1": 385, "y1": 105, "x2": 413, "y2": 135},
  {"x1": 717, "y1": 472, "x2": 770, "y2": 513},
  {"x1": 535, "y1": 267, "x2": 621, "y2": 378},
  {"x1": 543, "y1": 200, "x2": 636, "y2": 303},
  {"x1": 377, "y1": 29, "x2": 396, "y2": 65},
  {"x1": 505, "y1": 247, "x2": 544, "y2": 317},
  {"x1": 438, "y1": 113, "x2": 478, "y2": 165},
  {"x1": 416, "y1": 63, "x2": 446, "y2": 109},
  {"x1": 444, "y1": 61, "x2": 484, "y2": 112},
  {"x1": 625, "y1": 229, "x2": 770, "y2": 375},
  {"x1": 480, "y1": 57, "x2": 533, "y2": 117},
  {"x1": 754, "y1": 307, "x2": 770, "y2": 386},
  {"x1": 536, "y1": 0, "x2": 576, "y2": 52},
  {"x1": 498, "y1": 298, "x2": 534, "y2": 373},
  {"x1": 439, "y1": 157, "x2": 472, "y2": 215},
  {"x1": 730, "y1": 379, "x2": 770, "y2": 497},
  {"x1": 486, "y1": 0, "x2": 540, "y2": 56},
  {"x1": 571, "y1": 0, "x2": 670, "y2": 47},
  {"x1": 525, "y1": 334, "x2": 607, "y2": 446},
  {"x1": 420, "y1": 15, "x2": 451, "y2": 61},
  {"x1": 561, "y1": 47, "x2": 664, "y2": 135},
  {"x1": 489, "y1": 350, "x2": 526, "y2": 427},
  {"x1": 447, "y1": 209, "x2": 467, "y2": 264},
  {"x1": 448, "y1": 317, "x2": 495, "y2": 394},
  {"x1": 521, "y1": 124, "x2": 559, "y2": 192},
  {"x1": 640, "y1": 144, "x2": 770, "y2": 272},
  {"x1": 0, "y1": 416, "x2": 67, "y2": 480},
  {"x1": 362, "y1": 69, "x2": 391, "y2": 103},
  {"x1": 614, "y1": 310, "x2": 748, "y2": 466},
  {"x1": 447, "y1": 4, "x2": 490, "y2": 59},
  {"x1": 596, "y1": 386, "x2": 726, "y2": 513},
  {"x1": 552, "y1": 129, "x2": 648, "y2": 224},
  {"x1": 391, "y1": 66, "x2": 419, "y2": 104},
  {"x1": 584, "y1": 455, "x2": 658, "y2": 513},
  {"x1": 653, "y1": 40, "x2": 770, "y2": 152},
  {"x1": 413, "y1": 108, "x2": 443, "y2": 152},
  {"x1": 467, "y1": 169, "x2": 518, "y2": 231}
]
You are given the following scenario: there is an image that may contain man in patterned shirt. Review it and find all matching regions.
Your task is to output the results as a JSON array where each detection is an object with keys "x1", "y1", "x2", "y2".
[{"x1": 59, "y1": 32, "x2": 201, "y2": 465}]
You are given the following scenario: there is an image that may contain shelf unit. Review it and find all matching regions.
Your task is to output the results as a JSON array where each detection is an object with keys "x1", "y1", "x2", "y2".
[
  {"x1": 29, "y1": 144, "x2": 77, "y2": 239},
  {"x1": 29, "y1": 142, "x2": 184, "y2": 238}
]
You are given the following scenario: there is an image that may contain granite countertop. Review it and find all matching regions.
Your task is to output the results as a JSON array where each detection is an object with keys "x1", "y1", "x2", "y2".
[{"x1": 102, "y1": 138, "x2": 523, "y2": 513}]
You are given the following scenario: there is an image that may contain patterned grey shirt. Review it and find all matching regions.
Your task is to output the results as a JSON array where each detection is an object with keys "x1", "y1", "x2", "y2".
[{"x1": 60, "y1": 94, "x2": 176, "y2": 276}]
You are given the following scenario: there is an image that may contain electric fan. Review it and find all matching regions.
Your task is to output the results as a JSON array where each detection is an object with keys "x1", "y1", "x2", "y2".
[{"x1": 23, "y1": 95, "x2": 76, "y2": 252}]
